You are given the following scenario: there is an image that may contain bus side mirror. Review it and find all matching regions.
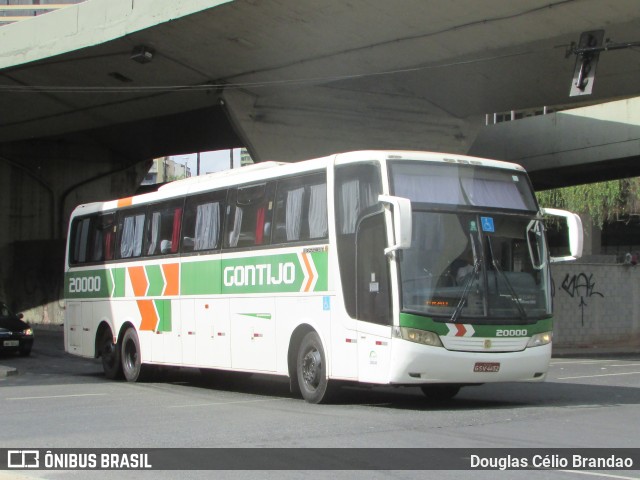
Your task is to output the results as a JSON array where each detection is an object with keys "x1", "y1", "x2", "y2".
[
  {"x1": 542, "y1": 208, "x2": 584, "y2": 262},
  {"x1": 378, "y1": 195, "x2": 412, "y2": 256}
]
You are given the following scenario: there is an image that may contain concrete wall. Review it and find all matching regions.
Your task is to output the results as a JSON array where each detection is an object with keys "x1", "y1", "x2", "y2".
[
  {"x1": 551, "y1": 261, "x2": 640, "y2": 347},
  {"x1": 0, "y1": 139, "x2": 149, "y2": 325}
]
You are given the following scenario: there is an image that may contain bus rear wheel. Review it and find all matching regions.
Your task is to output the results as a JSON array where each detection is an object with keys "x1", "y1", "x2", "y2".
[
  {"x1": 297, "y1": 331, "x2": 333, "y2": 404},
  {"x1": 99, "y1": 329, "x2": 122, "y2": 379},
  {"x1": 121, "y1": 327, "x2": 148, "y2": 382},
  {"x1": 420, "y1": 384, "x2": 461, "y2": 401}
]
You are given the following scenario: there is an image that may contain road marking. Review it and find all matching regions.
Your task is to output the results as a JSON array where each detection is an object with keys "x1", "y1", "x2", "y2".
[
  {"x1": 557, "y1": 371, "x2": 640, "y2": 380},
  {"x1": 560, "y1": 470, "x2": 640, "y2": 480},
  {"x1": 5, "y1": 393, "x2": 106, "y2": 401},
  {"x1": 166, "y1": 398, "x2": 288, "y2": 408},
  {"x1": 550, "y1": 360, "x2": 615, "y2": 365}
]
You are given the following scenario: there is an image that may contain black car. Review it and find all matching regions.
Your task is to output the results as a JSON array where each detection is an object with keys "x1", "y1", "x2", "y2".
[{"x1": 0, "y1": 302, "x2": 34, "y2": 356}]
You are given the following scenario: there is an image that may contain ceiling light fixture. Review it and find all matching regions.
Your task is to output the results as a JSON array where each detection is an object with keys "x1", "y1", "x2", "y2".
[{"x1": 130, "y1": 45, "x2": 154, "y2": 64}]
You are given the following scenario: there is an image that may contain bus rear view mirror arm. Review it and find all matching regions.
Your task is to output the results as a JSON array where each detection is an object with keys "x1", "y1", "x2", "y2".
[{"x1": 379, "y1": 195, "x2": 412, "y2": 256}]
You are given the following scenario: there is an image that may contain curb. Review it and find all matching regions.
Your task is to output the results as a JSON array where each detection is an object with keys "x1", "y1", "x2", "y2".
[{"x1": 0, "y1": 365, "x2": 17, "y2": 377}]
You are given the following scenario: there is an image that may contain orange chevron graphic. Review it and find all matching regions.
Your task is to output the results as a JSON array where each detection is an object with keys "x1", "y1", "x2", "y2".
[
  {"x1": 128, "y1": 266, "x2": 148, "y2": 297},
  {"x1": 137, "y1": 299, "x2": 158, "y2": 331},
  {"x1": 301, "y1": 252, "x2": 315, "y2": 292},
  {"x1": 162, "y1": 263, "x2": 179, "y2": 296}
]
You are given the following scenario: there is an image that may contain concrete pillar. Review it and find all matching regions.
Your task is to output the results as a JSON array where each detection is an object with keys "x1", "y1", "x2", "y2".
[{"x1": 0, "y1": 139, "x2": 150, "y2": 324}]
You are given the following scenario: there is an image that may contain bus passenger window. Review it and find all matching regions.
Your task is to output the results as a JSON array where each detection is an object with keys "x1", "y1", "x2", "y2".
[
  {"x1": 94, "y1": 213, "x2": 115, "y2": 262},
  {"x1": 273, "y1": 173, "x2": 327, "y2": 244},
  {"x1": 117, "y1": 210, "x2": 146, "y2": 259},
  {"x1": 224, "y1": 183, "x2": 275, "y2": 249},
  {"x1": 68, "y1": 213, "x2": 116, "y2": 265},
  {"x1": 146, "y1": 201, "x2": 183, "y2": 256},
  {"x1": 182, "y1": 190, "x2": 226, "y2": 253}
]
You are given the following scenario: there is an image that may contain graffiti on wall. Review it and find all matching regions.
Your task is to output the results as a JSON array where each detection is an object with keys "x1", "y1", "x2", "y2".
[{"x1": 560, "y1": 272, "x2": 604, "y2": 326}]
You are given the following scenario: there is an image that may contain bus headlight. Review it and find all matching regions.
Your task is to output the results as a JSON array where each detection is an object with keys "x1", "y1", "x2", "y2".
[
  {"x1": 527, "y1": 332, "x2": 552, "y2": 348},
  {"x1": 399, "y1": 327, "x2": 443, "y2": 347}
]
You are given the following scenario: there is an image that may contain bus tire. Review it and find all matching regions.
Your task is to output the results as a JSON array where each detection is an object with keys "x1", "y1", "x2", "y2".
[
  {"x1": 121, "y1": 327, "x2": 147, "y2": 382},
  {"x1": 99, "y1": 329, "x2": 122, "y2": 379},
  {"x1": 420, "y1": 384, "x2": 461, "y2": 401},
  {"x1": 296, "y1": 331, "x2": 333, "y2": 404}
]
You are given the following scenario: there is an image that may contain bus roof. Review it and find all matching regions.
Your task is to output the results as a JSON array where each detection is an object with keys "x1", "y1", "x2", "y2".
[{"x1": 69, "y1": 150, "x2": 527, "y2": 217}]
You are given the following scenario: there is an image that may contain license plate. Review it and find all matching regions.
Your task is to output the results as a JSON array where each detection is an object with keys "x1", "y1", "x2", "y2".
[
  {"x1": 474, "y1": 362, "x2": 500, "y2": 373},
  {"x1": 3, "y1": 340, "x2": 19, "y2": 347}
]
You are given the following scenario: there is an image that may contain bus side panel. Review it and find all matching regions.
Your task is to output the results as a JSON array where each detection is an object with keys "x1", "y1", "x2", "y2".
[
  {"x1": 274, "y1": 294, "x2": 332, "y2": 377},
  {"x1": 356, "y1": 322, "x2": 393, "y2": 384},
  {"x1": 328, "y1": 309, "x2": 358, "y2": 380},
  {"x1": 230, "y1": 297, "x2": 276, "y2": 372},
  {"x1": 193, "y1": 298, "x2": 231, "y2": 368},
  {"x1": 65, "y1": 302, "x2": 82, "y2": 356}
]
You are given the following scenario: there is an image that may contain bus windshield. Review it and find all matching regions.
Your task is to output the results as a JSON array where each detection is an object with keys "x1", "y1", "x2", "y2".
[
  {"x1": 390, "y1": 161, "x2": 551, "y2": 323},
  {"x1": 390, "y1": 161, "x2": 538, "y2": 212}
]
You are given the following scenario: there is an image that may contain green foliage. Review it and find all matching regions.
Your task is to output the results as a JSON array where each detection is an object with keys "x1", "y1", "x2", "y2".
[{"x1": 535, "y1": 179, "x2": 639, "y2": 228}]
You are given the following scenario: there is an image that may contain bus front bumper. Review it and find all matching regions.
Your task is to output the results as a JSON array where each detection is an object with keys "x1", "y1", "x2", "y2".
[{"x1": 388, "y1": 340, "x2": 552, "y2": 385}]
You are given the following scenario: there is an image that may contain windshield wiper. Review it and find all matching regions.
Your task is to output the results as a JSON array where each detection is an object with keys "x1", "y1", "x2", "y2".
[
  {"x1": 450, "y1": 258, "x2": 480, "y2": 323},
  {"x1": 486, "y1": 238, "x2": 527, "y2": 320},
  {"x1": 451, "y1": 232, "x2": 481, "y2": 323}
]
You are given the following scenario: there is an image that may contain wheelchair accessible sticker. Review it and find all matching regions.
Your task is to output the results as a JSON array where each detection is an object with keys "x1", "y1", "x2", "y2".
[{"x1": 480, "y1": 217, "x2": 495, "y2": 232}]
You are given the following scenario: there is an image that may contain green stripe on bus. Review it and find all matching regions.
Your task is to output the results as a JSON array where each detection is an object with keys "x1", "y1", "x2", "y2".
[
  {"x1": 310, "y1": 251, "x2": 328, "y2": 291},
  {"x1": 240, "y1": 313, "x2": 272, "y2": 319},
  {"x1": 146, "y1": 265, "x2": 165, "y2": 296},
  {"x1": 221, "y1": 253, "x2": 303, "y2": 294},
  {"x1": 181, "y1": 260, "x2": 222, "y2": 295},
  {"x1": 155, "y1": 299, "x2": 172, "y2": 332},
  {"x1": 112, "y1": 268, "x2": 126, "y2": 298},
  {"x1": 66, "y1": 249, "x2": 329, "y2": 298},
  {"x1": 64, "y1": 270, "x2": 111, "y2": 299},
  {"x1": 399, "y1": 312, "x2": 553, "y2": 337}
]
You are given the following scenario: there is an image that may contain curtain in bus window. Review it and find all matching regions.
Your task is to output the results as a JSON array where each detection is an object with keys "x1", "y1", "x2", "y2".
[
  {"x1": 104, "y1": 230, "x2": 114, "y2": 261},
  {"x1": 195, "y1": 202, "x2": 220, "y2": 250},
  {"x1": 460, "y1": 178, "x2": 527, "y2": 210},
  {"x1": 121, "y1": 214, "x2": 145, "y2": 258},
  {"x1": 148, "y1": 212, "x2": 161, "y2": 255},
  {"x1": 308, "y1": 183, "x2": 327, "y2": 239},
  {"x1": 171, "y1": 208, "x2": 182, "y2": 253},
  {"x1": 228, "y1": 207, "x2": 243, "y2": 247},
  {"x1": 340, "y1": 179, "x2": 360, "y2": 234},
  {"x1": 361, "y1": 182, "x2": 377, "y2": 210},
  {"x1": 394, "y1": 173, "x2": 463, "y2": 204},
  {"x1": 92, "y1": 228, "x2": 103, "y2": 262},
  {"x1": 285, "y1": 187, "x2": 304, "y2": 241},
  {"x1": 77, "y1": 218, "x2": 91, "y2": 263},
  {"x1": 255, "y1": 207, "x2": 265, "y2": 245}
]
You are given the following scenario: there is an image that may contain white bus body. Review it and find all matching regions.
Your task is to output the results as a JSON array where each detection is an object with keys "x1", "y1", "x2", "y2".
[{"x1": 64, "y1": 151, "x2": 582, "y2": 403}]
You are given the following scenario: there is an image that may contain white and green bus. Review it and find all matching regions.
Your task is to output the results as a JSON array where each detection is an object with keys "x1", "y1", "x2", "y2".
[{"x1": 64, "y1": 150, "x2": 582, "y2": 403}]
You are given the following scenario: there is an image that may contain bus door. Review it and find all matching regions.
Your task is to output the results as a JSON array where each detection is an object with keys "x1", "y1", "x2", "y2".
[{"x1": 354, "y1": 210, "x2": 393, "y2": 383}]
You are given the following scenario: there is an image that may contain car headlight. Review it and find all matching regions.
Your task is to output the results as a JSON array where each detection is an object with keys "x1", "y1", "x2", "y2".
[
  {"x1": 22, "y1": 328, "x2": 33, "y2": 336},
  {"x1": 398, "y1": 327, "x2": 443, "y2": 347},
  {"x1": 527, "y1": 331, "x2": 552, "y2": 347}
]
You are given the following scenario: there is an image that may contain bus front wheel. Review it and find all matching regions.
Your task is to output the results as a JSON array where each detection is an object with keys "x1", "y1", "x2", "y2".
[
  {"x1": 296, "y1": 331, "x2": 333, "y2": 404},
  {"x1": 121, "y1": 327, "x2": 147, "y2": 382}
]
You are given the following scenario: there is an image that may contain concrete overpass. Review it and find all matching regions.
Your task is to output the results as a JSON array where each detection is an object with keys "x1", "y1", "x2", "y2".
[{"x1": 2, "y1": 0, "x2": 640, "y2": 320}]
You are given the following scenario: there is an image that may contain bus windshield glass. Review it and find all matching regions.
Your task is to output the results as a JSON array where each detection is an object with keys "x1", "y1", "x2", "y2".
[
  {"x1": 390, "y1": 161, "x2": 550, "y2": 323},
  {"x1": 390, "y1": 161, "x2": 538, "y2": 212}
]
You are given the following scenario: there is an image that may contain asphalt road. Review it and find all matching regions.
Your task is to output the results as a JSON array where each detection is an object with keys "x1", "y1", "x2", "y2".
[{"x1": 1, "y1": 328, "x2": 639, "y2": 480}]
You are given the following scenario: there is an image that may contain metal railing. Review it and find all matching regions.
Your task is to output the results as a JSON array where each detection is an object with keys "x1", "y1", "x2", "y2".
[{"x1": 0, "y1": 2, "x2": 84, "y2": 25}]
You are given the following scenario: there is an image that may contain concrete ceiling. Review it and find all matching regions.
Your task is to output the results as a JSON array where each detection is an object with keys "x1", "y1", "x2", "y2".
[{"x1": 1, "y1": 0, "x2": 640, "y2": 165}]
